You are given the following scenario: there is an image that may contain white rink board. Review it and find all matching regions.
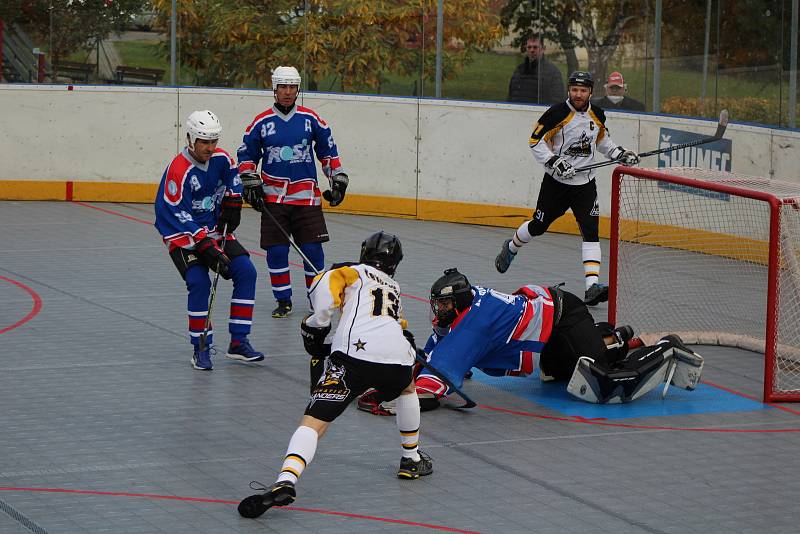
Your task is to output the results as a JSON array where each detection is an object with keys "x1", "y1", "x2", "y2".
[{"x1": 1, "y1": 84, "x2": 799, "y2": 216}]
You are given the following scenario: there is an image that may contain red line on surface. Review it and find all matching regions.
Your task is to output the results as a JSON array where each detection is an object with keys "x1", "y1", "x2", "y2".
[
  {"x1": 703, "y1": 379, "x2": 800, "y2": 416},
  {"x1": 0, "y1": 275, "x2": 43, "y2": 334},
  {"x1": 73, "y1": 201, "x2": 154, "y2": 225},
  {"x1": 479, "y1": 404, "x2": 800, "y2": 432},
  {"x1": 0, "y1": 487, "x2": 481, "y2": 533}
]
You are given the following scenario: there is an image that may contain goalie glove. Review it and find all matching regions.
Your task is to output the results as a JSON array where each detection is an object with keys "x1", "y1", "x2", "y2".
[
  {"x1": 300, "y1": 315, "x2": 332, "y2": 357},
  {"x1": 609, "y1": 146, "x2": 640, "y2": 166},
  {"x1": 545, "y1": 155, "x2": 576, "y2": 180},
  {"x1": 240, "y1": 172, "x2": 264, "y2": 212},
  {"x1": 322, "y1": 173, "x2": 349, "y2": 207}
]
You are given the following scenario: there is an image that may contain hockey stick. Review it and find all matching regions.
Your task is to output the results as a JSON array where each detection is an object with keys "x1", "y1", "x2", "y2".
[
  {"x1": 257, "y1": 203, "x2": 321, "y2": 276},
  {"x1": 199, "y1": 223, "x2": 228, "y2": 352},
  {"x1": 415, "y1": 348, "x2": 477, "y2": 409},
  {"x1": 575, "y1": 109, "x2": 729, "y2": 173}
]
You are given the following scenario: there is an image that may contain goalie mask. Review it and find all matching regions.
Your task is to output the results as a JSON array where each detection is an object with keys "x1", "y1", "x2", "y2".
[
  {"x1": 360, "y1": 231, "x2": 403, "y2": 276},
  {"x1": 430, "y1": 268, "x2": 473, "y2": 328}
]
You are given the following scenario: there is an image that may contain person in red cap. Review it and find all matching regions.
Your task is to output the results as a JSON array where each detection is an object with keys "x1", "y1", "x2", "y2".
[{"x1": 592, "y1": 71, "x2": 645, "y2": 111}]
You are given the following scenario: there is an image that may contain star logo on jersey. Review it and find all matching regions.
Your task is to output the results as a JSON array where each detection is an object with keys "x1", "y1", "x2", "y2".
[{"x1": 353, "y1": 338, "x2": 367, "y2": 351}]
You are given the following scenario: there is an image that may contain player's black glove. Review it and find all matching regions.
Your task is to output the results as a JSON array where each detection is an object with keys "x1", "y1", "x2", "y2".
[
  {"x1": 610, "y1": 146, "x2": 640, "y2": 166},
  {"x1": 196, "y1": 237, "x2": 231, "y2": 279},
  {"x1": 402, "y1": 329, "x2": 416, "y2": 351},
  {"x1": 546, "y1": 155, "x2": 576, "y2": 179},
  {"x1": 301, "y1": 315, "x2": 332, "y2": 357},
  {"x1": 240, "y1": 172, "x2": 264, "y2": 212},
  {"x1": 322, "y1": 173, "x2": 349, "y2": 207},
  {"x1": 218, "y1": 196, "x2": 242, "y2": 233}
]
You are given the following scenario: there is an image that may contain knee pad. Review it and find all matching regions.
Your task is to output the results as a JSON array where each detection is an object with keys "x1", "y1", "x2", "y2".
[
  {"x1": 299, "y1": 242, "x2": 324, "y2": 271},
  {"x1": 526, "y1": 218, "x2": 547, "y2": 237},
  {"x1": 265, "y1": 244, "x2": 290, "y2": 268},
  {"x1": 185, "y1": 265, "x2": 211, "y2": 293}
]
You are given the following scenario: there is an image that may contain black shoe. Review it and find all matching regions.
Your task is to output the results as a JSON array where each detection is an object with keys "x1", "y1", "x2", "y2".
[
  {"x1": 584, "y1": 283, "x2": 609, "y2": 306},
  {"x1": 495, "y1": 239, "x2": 516, "y2": 274},
  {"x1": 271, "y1": 300, "x2": 293, "y2": 319},
  {"x1": 397, "y1": 451, "x2": 433, "y2": 479},
  {"x1": 238, "y1": 480, "x2": 296, "y2": 519}
]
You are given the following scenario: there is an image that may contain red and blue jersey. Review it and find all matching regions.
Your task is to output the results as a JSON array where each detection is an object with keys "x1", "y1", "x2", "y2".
[
  {"x1": 237, "y1": 105, "x2": 344, "y2": 206},
  {"x1": 417, "y1": 284, "x2": 557, "y2": 397},
  {"x1": 154, "y1": 147, "x2": 242, "y2": 250}
]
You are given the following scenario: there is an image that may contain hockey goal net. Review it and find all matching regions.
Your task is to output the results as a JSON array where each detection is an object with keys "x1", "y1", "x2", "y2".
[{"x1": 609, "y1": 166, "x2": 800, "y2": 402}]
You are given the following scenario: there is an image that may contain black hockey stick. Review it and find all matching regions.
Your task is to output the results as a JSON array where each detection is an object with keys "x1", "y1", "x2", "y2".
[
  {"x1": 575, "y1": 109, "x2": 729, "y2": 173},
  {"x1": 199, "y1": 222, "x2": 228, "y2": 352},
  {"x1": 257, "y1": 203, "x2": 321, "y2": 276},
  {"x1": 415, "y1": 348, "x2": 477, "y2": 409}
]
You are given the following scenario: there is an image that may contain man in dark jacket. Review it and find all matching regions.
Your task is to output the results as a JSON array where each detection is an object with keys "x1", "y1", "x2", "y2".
[
  {"x1": 507, "y1": 37, "x2": 565, "y2": 105},
  {"x1": 591, "y1": 71, "x2": 645, "y2": 111}
]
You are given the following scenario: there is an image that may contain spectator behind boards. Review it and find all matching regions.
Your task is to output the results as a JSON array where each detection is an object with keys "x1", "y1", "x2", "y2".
[
  {"x1": 591, "y1": 71, "x2": 645, "y2": 111},
  {"x1": 507, "y1": 36, "x2": 565, "y2": 105}
]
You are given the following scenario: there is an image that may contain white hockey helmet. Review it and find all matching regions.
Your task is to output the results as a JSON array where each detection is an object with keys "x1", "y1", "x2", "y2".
[
  {"x1": 186, "y1": 110, "x2": 222, "y2": 148},
  {"x1": 271, "y1": 66, "x2": 302, "y2": 90}
]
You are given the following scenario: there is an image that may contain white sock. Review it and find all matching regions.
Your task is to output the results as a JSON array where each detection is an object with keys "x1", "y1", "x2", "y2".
[
  {"x1": 582, "y1": 241, "x2": 601, "y2": 289},
  {"x1": 277, "y1": 425, "x2": 318, "y2": 484},
  {"x1": 510, "y1": 221, "x2": 533, "y2": 253},
  {"x1": 395, "y1": 392, "x2": 421, "y2": 461}
]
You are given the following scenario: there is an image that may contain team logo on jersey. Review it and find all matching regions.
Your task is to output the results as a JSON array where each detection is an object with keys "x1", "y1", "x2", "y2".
[
  {"x1": 353, "y1": 338, "x2": 367, "y2": 351},
  {"x1": 167, "y1": 180, "x2": 178, "y2": 197},
  {"x1": 265, "y1": 139, "x2": 313, "y2": 165},
  {"x1": 311, "y1": 361, "x2": 351, "y2": 402},
  {"x1": 565, "y1": 131, "x2": 592, "y2": 157}
]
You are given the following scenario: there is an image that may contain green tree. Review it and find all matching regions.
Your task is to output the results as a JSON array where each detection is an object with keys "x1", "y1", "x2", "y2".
[
  {"x1": 1, "y1": 0, "x2": 148, "y2": 63},
  {"x1": 151, "y1": 0, "x2": 503, "y2": 90},
  {"x1": 501, "y1": 0, "x2": 643, "y2": 84}
]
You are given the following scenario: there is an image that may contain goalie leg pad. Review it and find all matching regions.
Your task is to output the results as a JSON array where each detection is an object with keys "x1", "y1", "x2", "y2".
[
  {"x1": 660, "y1": 335, "x2": 704, "y2": 390},
  {"x1": 567, "y1": 357, "x2": 638, "y2": 404}
]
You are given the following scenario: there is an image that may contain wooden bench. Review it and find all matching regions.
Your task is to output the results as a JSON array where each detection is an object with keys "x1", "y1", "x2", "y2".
[
  {"x1": 113, "y1": 65, "x2": 165, "y2": 86},
  {"x1": 53, "y1": 61, "x2": 94, "y2": 83}
]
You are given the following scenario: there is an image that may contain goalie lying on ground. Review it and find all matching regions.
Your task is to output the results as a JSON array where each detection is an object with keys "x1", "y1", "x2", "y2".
[{"x1": 358, "y1": 268, "x2": 703, "y2": 413}]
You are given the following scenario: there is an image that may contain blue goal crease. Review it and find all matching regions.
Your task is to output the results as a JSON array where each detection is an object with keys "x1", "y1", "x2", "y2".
[{"x1": 470, "y1": 369, "x2": 767, "y2": 420}]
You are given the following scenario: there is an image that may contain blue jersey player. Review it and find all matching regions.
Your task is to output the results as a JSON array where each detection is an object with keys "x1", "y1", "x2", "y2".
[
  {"x1": 155, "y1": 110, "x2": 265, "y2": 370},
  {"x1": 360, "y1": 268, "x2": 704, "y2": 411},
  {"x1": 238, "y1": 66, "x2": 350, "y2": 319}
]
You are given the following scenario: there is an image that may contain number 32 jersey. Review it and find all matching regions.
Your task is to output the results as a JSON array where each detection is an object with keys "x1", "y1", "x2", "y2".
[{"x1": 306, "y1": 263, "x2": 414, "y2": 366}]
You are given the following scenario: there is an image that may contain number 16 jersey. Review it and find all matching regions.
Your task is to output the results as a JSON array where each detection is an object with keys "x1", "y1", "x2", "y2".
[{"x1": 306, "y1": 263, "x2": 415, "y2": 366}]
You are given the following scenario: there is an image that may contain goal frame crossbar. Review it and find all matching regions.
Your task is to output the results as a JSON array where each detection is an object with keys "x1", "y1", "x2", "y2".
[{"x1": 608, "y1": 167, "x2": 793, "y2": 402}]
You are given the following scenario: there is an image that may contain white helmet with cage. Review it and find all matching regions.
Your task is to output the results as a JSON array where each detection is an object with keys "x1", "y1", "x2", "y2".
[
  {"x1": 185, "y1": 110, "x2": 222, "y2": 148},
  {"x1": 271, "y1": 66, "x2": 302, "y2": 90}
]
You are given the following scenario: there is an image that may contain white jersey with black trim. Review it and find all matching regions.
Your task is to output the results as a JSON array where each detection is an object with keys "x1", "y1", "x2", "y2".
[
  {"x1": 306, "y1": 263, "x2": 414, "y2": 366},
  {"x1": 529, "y1": 100, "x2": 621, "y2": 186}
]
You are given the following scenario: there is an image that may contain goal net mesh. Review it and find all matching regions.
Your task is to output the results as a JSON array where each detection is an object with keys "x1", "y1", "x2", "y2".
[{"x1": 612, "y1": 166, "x2": 800, "y2": 401}]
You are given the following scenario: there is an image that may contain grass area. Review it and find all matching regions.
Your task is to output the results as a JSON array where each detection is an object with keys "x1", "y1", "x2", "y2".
[{"x1": 103, "y1": 40, "x2": 799, "y2": 126}]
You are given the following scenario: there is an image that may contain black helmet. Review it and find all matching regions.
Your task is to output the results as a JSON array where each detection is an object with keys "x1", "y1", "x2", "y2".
[
  {"x1": 430, "y1": 268, "x2": 473, "y2": 328},
  {"x1": 360, "y1": 231, "x2": 403, "y2": 275},
  {"x1": 568, "y1": 70, "x2": 594, "y2": 89}
]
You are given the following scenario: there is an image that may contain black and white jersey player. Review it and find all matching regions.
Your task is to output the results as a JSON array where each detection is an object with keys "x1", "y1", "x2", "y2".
[
  {"x1": 495, "y1": 71, "x2": 640, "y2": 307},
  {"x1": 237, "y1": 231, "x2": 433, "y2": 520}
]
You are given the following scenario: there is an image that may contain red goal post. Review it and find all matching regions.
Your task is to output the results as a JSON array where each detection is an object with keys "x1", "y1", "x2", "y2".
[{"x1": 609, "y1": 166, "x2": 800, "y2": 402}]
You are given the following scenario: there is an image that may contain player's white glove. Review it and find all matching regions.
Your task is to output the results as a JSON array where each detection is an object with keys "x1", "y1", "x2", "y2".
[
  {"x1": 610, "y1": 147, "x2": 640, "y2": 166},
  {"x1": 546, "y1": 156, "x2": 576, "y2": 180}
]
